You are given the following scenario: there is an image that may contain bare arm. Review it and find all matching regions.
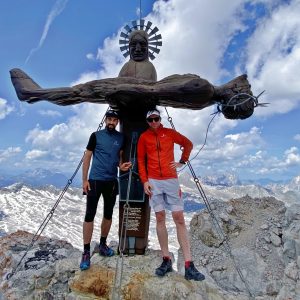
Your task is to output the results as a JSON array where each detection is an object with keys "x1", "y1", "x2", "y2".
[{"x1": 82, "y1": 150, "x2": 93, "y2": 194}]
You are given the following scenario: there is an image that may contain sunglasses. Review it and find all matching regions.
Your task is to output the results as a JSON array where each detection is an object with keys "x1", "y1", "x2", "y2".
[{"x1": 147, "y1": 117, "x2": 160, "y2": 123}]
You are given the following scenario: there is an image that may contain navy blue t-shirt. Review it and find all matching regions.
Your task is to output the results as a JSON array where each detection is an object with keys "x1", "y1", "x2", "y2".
[{"x1": 87, "y1": 128, "x2": 124, "y2": 181}]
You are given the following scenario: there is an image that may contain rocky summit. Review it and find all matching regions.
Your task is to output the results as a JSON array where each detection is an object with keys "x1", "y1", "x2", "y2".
[{"x1": 0, "y1": 196, "x2": 299, "y2": 300}]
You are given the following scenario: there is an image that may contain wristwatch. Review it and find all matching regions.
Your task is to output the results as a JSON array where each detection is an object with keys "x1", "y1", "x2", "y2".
[{"x1": 179, "y1": 159, "x2": 186, "y2": 164}]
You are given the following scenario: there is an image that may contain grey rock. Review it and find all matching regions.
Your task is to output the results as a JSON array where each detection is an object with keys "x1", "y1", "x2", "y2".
[
  {"x1": 260, "y1": 224, "x2": 269, "y2": 230},
  {"x1": 284, "y1": 262, "x2": 299, "y2": 281},
  {"x1": 283, "y1": 239, "x2": 296, "y2": 260},
  {"x1": 189, "y1": 196, "x2": 299, "y2": 300},
  {"x1": 270, "y1": 232, "x2": 281, "y2": 247},
  {"x1": 219, "y1": 212, "x2": 229, "y2": 222}
]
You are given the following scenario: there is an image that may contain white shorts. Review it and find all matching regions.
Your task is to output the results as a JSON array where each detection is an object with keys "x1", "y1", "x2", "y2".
[{"x1": 148, "y1": 178, "x2": 183, "y2": 212}]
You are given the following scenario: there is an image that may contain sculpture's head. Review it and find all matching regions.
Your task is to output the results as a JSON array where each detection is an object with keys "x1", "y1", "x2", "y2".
[
  {"x1": 129, "y1": 30, "x2": 149, "y2": 62},
  {"x1": 119, "y1": 20, "x2": 162, "y2": 61}
]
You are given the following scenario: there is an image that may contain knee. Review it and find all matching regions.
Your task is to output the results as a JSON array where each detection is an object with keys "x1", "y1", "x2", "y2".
[
  {"x1": 84, "y1": 216, "x2": 94, "y2": 222},
  {"x1": 155, "y1": 211, "x2": 166, "y2": 224},
  {"x1": 103, "y1": 207, "x2": 114, "y2": 220},
  {"x1": 84, "y1": 212, "x2": 96, "y2": 222},
  {"x1": 172, "y1": 211, "x2": 185, "y2": 225},
  {"x1": 103, "y1": 200, "x2": 116, "y2": 220},
  {"x1": 103, "y1": 213, "x2": 113, "y2": 220}
]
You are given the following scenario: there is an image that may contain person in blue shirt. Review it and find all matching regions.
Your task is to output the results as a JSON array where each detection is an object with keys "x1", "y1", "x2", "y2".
[{"x1": 80, "y1": 109, "x2": 131, "y2": 270}]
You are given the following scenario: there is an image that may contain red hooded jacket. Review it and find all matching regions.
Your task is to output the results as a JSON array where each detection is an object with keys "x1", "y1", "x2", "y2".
[{"x1": 137, "y1": 124, "x2": 193, "y2": 183}]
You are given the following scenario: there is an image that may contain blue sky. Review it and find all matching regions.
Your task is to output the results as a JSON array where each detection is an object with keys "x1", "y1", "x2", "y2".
[{"x1": 0, "y1": 0, "x2": 299, "y2": 182}]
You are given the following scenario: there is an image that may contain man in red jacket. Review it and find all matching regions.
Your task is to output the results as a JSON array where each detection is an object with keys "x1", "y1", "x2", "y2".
[{"x1": 137, "y1": 109, "x2": 205, "y2": 281}]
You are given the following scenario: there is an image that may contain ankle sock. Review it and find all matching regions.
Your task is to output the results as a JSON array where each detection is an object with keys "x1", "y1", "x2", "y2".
[
  {"x1": 185, "y1": 261, "x2": 191, "y2": 268},
  {"x1": 100, "y1": 236, "x2": 107, "y2": 245},
  {"x1": 163, "y1": 256, "x2": 171, "y2": 261},
  {"x1": 84, "y1": 243, "x2": 90, "y2": 252}
]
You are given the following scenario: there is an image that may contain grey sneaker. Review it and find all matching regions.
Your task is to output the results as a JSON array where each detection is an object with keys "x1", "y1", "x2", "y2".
[
  {"x1": 185, "y1": 262, "x2": 205, "y2": 281},
  {"x1": 155, "y1": 257, "x2": 173, "y2": 277}
]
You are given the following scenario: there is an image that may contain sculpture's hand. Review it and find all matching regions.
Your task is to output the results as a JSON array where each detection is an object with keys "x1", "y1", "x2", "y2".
[
  {"x1": 214, "y1": 74, "x2": 255, "y2": 120},
  {"x1": 221, "y1": 94, "x2": 255, "y2": 120}
]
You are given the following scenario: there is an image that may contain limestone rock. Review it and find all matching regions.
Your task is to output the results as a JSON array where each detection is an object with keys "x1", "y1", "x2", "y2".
[
  {"x1": 0, "y1": 230, "x2": 80, "y2": 299},
  {"x1": 1, "y1": 232, "x2": 246, "y2": 299},
  {"x1": 189, "y1": 196, "x2": 299, "y2": 300}
]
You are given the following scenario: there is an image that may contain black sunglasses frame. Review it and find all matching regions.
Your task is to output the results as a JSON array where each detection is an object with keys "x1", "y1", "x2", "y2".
[{"x1": 147, "y1": 117, "x2": 160, "y2": 123}]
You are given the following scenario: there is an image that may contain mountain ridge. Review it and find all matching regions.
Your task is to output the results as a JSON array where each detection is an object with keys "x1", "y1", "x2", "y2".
[{"x1": 1, "y1": 168, "x2": 299, "y2": 189}]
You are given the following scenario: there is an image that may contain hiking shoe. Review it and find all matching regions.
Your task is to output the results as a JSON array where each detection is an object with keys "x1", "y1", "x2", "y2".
[
  {"x1": 99, "y1": 243, "x2": 114, "y2": 257},
  {"x1": 155, "y1": 257, "x2": 173, "y2": 277},
  {"x1": 80, "y1": 250, "x2": 90, "y2": 270},
  {"x1": 185, "y1": 262, "x2": 205, "y2": 281}
]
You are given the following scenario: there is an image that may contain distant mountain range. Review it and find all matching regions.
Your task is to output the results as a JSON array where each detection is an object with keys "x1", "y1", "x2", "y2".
[
  {"x1": 0, "y1": 168, "x2": 298, "y2": 188},
  {"x1": 0, "y1": 169, "x2": 299, "y2": 201},
  {"x1": 178, "y1": 172, "x2": 300, "y2": 207},
  {"x1": 0, "y1": 168, "x2": 81, "y2": 188}
]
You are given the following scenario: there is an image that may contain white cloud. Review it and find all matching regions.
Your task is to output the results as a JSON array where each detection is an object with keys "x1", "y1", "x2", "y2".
[
  {"x1": 86, "y1": 53, "x2": 95, "y2": 60},
  {"x1": 294, "y1": 134, "x2": 300, "y2": 141},
  {"x1": 283, "y1": 147, "x2": 300, "y2": 167},
  {"x1": 25, "y1": 0, "x2": 69, "y2": 64},
  {"x1": 38, "y1": 110, "x2": 62, "y2": 117},
  {"x1": 151, "y1": 0, "x2": 248, "y2": 80},
  {"x1": 238, "y1": 146, "x2": 300, "y2": 176},
  {"x1": 25, "y1": 104, "x2": 109, "y2": 164},
  {"x1": 175, "y1": 125, "x2": 264, "y2": 177},
  {"x1": 0, "y1": 147, "x2": 21, "y2": 163},
  {"x1": 205, "y1": 126, "x2": 263, "y2": 161},
  {"x1": 25, "y1": 149, "x2": 48, "y2": 160},
  {"x1": 245, "y1": 0, "x2": 300, "y2": 116},
  {"x1": 0, "y1": 98, "x2": 14, "y2": 120},
  {"x1": 71, "y1": 71, "x2": 99, "y2": 86},
  {"x1": 161, "y1": 106, "x2": 238, "y2": 151}
]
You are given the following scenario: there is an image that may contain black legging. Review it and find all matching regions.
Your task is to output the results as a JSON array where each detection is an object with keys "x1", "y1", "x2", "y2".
[{"x1": 84, "y1": 179, "x2": 118, "y2": 222}]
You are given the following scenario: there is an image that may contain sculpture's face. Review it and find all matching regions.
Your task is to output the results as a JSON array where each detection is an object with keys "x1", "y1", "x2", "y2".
[{"x1": 129, "y1": 33, "x2": 148, "y2": 62}]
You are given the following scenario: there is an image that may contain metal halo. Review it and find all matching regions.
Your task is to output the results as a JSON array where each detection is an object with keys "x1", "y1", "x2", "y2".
[{"x1": 119, "y1": 19, "x2": 162, "y2": 60}]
